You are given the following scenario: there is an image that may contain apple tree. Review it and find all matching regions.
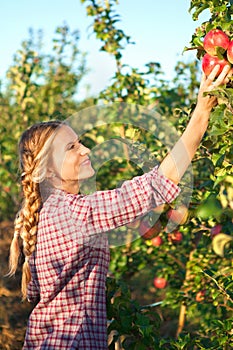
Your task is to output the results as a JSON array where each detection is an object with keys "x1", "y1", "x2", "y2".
[{"x1": 80, "y1": 0, "x2": 233, "y2": 348}]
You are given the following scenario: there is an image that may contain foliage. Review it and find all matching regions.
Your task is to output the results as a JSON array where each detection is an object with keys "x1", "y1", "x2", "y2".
[{"x1": 106, "y1": 277, "x2": 162, "y2": 349}]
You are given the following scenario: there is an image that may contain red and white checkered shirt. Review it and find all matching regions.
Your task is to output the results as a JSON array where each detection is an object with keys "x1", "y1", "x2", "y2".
[{"x1": 23, "y1": 166, "x2": 180, "y2": 350}]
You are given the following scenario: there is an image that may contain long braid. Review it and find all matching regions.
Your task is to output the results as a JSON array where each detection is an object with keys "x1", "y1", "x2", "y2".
[
  {"x1": 20, "y1": 173, "x2": 41, "y2": 298},
  {"x1": 8, "y1": 120, "x2": 63, "y2": 300}
]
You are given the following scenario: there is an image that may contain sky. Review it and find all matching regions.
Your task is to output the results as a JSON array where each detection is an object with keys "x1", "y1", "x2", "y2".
[{"x1": 0, "y1": 0, "x2": 209, "y2": 100}]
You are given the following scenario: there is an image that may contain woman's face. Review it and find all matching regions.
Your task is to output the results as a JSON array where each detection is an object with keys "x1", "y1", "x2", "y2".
[{"x1": 49, "y1": 125, "x2": 95, "y2": 186}]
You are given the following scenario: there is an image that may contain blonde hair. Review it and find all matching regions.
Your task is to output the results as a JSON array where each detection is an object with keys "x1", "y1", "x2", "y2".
[{"x1": 8, "y1": 120, "x2": 63, "y2": 300}]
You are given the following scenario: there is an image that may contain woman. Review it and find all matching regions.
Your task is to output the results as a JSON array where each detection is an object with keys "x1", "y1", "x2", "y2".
[{"x1": 8, "y1": 65, "x2": 231, "y2": 349}]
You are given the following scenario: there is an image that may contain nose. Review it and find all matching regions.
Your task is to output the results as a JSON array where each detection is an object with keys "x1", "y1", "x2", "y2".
[{"x1": 79, "y1": 144, "x2": 90, "y2": 156}]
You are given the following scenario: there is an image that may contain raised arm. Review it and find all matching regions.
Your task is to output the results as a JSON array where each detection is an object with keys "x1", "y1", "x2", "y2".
[{"x1": 159, "y1": 64, "x2": 232, "y2": 184}]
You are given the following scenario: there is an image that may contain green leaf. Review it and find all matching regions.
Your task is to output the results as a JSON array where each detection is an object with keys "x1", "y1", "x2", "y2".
[
  {"x1": 212, "y1": 153, "x2": 225, "y2": 167},
  {"x1": 216, "y1": 46, "x2": 227, "y2": 59}
]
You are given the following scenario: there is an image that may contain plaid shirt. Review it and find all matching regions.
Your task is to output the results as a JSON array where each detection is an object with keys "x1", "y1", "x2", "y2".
[{"x1": 23, "y1": 166, "x2": 180, "y2": 350}]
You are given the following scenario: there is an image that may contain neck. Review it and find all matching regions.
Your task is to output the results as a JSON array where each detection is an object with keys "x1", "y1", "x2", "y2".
[
  {"x1": 53, "y1": 179, "x2": 80, "y2": 194},
  {"x1": 62, "y1": 181, "x2": 80, "y2": 194}
]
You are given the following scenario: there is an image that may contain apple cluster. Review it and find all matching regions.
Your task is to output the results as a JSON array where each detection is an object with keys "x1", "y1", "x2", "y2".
[
  {"x1": 126, "y1": 204, "x2": 188, "y2": 245},
  {"x1": 126, "y1": 204, "x2": 189, "y2": 290},
  {"x1": 202, "y1": 29, "x2": 233, "y2": 76}
]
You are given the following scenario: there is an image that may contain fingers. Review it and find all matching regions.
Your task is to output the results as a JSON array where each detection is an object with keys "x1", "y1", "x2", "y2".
[
  {"x1": 198, "y1": 64, "x2": 232, "y2": 110},
  {"x1": 223, "y1": 67, "x2": 233, "y2": 84},
  {"x1": 206, "y1": 64, "x2": 221, "y2": 83},
  {"x1": 200, "y1": 64, "x2": 232, "y2": 92},
  {"x1": 213, "y1": 65, "x2": 232, "y2": 87},
  {"x1": 200, "y1": 65, "x2": 220, "y2": 88}
]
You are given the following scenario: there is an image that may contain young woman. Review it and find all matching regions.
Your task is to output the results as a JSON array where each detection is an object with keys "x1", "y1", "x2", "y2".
[{"x1": 9, "y1": 65, "x2": 231, "y2": 349}]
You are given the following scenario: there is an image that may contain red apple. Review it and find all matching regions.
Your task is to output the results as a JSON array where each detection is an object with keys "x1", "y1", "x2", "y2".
[
  {"x1": 203, "y1": 29, "x2": 230, "y2": 56},
  {"x1": 139, "y1": 219, "x2": 162, "y2": 240},
  {"x1": 168, "y1": 230, "x2": 183, "y2": 244},
  {"x1": 210, "y1": 224, "x2": 222, "y2": 238},
  {"x1": 167, "y1": 205, "x2": 189, "y2": 225},
  {"x1": 202, "y1": 53, "x2": 231, "y2": 76},
  {"x1": 153, "y1": 277, "x2": 167, "y2": 289},
  {"x1": 227, "y1": 40, "x2": 233, "y2": 64},
  {"x1": 151, "y1": 236, "x2": 163, "y2": 247},
  {"x1": 195, "y1": 290, "x2": 206, "y2": 302}
]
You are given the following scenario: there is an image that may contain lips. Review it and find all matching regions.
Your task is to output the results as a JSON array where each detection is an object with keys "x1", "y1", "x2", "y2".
[{"x1": 81, "y1": 158, "x2": 91, "y2": 166}]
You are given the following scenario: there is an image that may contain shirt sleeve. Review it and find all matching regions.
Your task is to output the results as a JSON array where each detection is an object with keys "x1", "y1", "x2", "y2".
[{"x1": 66, "y1": 166, "x2": 180, "y2": 234}]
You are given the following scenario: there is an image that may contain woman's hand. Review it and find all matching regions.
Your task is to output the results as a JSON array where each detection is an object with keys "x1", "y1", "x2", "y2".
[{"x1": 195, "y1": 64, "x2": 232, "y2": 115}]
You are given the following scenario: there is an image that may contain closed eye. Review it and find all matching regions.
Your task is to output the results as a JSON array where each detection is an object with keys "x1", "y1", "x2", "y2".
[
  {"x1": 66, "y1": 139, "x2": 81, "y2": 151},
  {"x1": 68, "y1": 144, "x2": 75, "y2": 150}
]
